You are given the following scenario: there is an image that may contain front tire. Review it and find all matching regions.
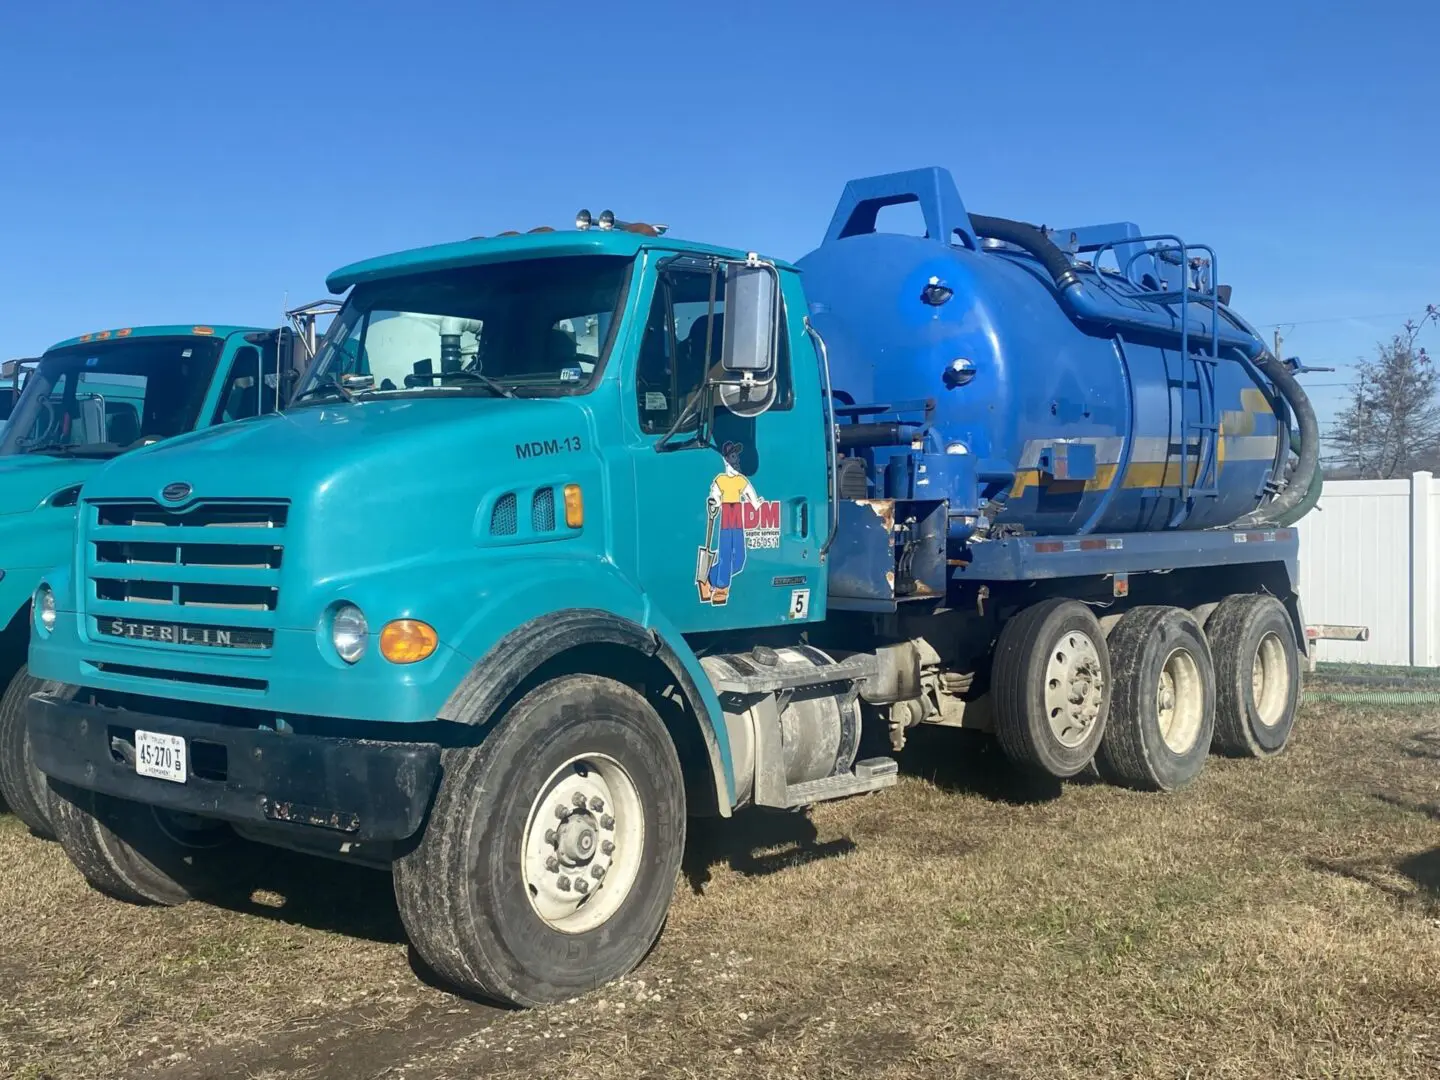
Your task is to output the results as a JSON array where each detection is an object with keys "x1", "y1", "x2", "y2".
[
  {"x1": 393, "y1": 674, "x2": 686, "y2": 1007},
  {"x1": 48, "y1": 780, "x2": 235, "y2": 905},
  {"x1": 1206, "y1": 594, "x2": 1300, "y2": 758},
  {"x1": 0, "y1": 666, "x2": 60, "y2": 839}
]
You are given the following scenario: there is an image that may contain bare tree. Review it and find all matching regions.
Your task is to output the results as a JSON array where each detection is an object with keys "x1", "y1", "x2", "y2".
[{"x1": 1329, "y1": 305, "x2": 1440, "y2": 479}]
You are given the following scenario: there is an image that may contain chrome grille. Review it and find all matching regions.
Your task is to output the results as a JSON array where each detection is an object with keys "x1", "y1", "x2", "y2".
[{"x1": 85, "y1": 499, "x2": 287, "y2": 655}]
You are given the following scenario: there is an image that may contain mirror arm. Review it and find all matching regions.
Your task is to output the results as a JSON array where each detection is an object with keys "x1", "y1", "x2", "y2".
[{"x1": 805, "y1": 317, "x2": 839, "y2": 561}]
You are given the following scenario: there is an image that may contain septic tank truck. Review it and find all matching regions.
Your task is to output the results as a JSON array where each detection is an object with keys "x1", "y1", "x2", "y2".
[
  {"x1": 26, "y1": 168, "x2": 1318, "y2": 1007},
  {"x1": 0, "y1": 317, "x2": 327, "y2": 837}
]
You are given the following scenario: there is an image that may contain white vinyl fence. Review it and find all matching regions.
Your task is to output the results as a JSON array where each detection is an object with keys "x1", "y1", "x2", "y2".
[{"x1": 1297, "y1": 472, "x2": 1439, "y2": 667}]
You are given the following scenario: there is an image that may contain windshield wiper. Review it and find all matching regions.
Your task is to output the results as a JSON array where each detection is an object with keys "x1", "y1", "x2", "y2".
[
  {"x1": 22, "y1": 441, "x2": 117, "y2": 458},
  {"x1": 403, "y1": 369, "x2": 517, "y2": 398},
  {"x1": 291, "y1": 373, "x2": 358, "y2": 405}
]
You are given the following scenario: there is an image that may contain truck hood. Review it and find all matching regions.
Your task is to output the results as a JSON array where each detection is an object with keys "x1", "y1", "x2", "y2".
[
  {"x1": 80, "y1": 396, "x2": 599, "y2": 624},
  {"x1": 0, "y1": 454, "x2": 101, "y2": 517}
]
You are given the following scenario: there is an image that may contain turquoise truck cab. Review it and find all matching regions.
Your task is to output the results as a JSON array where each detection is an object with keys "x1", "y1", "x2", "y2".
[
  {"x1": 26, "y1": 191, "x2": 1308, "y2": 1008},
  {"x1": 0, "y1": 323, "x2": 309, "y2": 835}
]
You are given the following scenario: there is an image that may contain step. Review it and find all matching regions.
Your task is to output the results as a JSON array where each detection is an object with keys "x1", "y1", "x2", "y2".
[
  {"x1": 783, "y1": 757, "x2": 898, "y2": 808},
  {"x1": 708, "y1": 653, "x2": 877, "y2": 695}
]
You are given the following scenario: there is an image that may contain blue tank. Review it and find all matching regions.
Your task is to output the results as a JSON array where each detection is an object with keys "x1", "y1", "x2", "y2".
[{"x1": 796, "y1": 168, "x2": 1290, "y2": 537}]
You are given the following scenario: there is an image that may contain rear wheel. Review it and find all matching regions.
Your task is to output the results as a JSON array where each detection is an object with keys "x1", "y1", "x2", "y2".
[
  {"x1": 1096, "y1": 606, "x2": 1215, "y2": 792},
  {"x1": 1205, "y1": 594, "x2": 1300, "y2": 757},
  {"x1": 393, "y1": 674, "x2": 686, "y2": 1007},
  {"x1": 48, "y1": 780, "x2": 234, "y2": 905},
  {"x1": 992, "y1": 599, "x2": 1111, "y2": 778}
]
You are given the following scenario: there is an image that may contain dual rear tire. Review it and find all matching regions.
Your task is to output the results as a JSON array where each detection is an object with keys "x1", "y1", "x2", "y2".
[{"x1": 993, "y1": 594, "x2": 1300, "y2": 791}]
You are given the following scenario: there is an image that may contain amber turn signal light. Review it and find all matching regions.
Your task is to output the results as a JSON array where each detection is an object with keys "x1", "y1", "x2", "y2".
[
  {"x1": 563, "y1": 484, "x2": 584, "y2": 528},
  {"x1": 379, "y1": 619, "x2": 439, "y2": 664}
]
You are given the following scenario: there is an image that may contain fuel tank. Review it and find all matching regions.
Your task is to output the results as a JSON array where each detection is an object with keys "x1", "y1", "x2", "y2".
[{"x1": 796, "y1": 168, "x2": 1288, "y2": 536}]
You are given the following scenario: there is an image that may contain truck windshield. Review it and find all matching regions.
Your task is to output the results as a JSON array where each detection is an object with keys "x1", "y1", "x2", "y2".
[
  {"x1": 295, "y1": 255, "x2": 632, "y2": 404},
  {"x1": 0, "y1": 337, "x2": 225, "y2": 458}
]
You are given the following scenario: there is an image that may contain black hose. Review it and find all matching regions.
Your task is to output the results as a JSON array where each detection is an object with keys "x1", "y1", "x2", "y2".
[
  {"x1": 835, "y1": 422, "x2": 916, "y2": 450},
  {"x1": 968, "y1": 215, "x2": 1081, "y2": 291},
  {"x1": 1232, "y1": 348, "x2": 1320, "y2": 526},
  {"x1": 1222, "y1": 308, "x2": 1322, "y2": 527}
]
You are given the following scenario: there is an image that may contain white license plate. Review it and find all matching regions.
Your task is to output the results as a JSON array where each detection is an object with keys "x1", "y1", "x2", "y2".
[{"x1": 135, "y1": 730, "x2": 187, "y2": 784}]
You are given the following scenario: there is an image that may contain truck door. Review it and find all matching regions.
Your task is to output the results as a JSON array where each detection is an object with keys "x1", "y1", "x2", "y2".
[{"x1": 628, "y1": 255, "x2": 828, "y2": 634}]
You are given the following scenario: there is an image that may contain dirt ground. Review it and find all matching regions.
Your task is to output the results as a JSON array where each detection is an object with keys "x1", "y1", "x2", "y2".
[{"x1": 2, "y1": 699, "x2": 1437, "y2": 1080}]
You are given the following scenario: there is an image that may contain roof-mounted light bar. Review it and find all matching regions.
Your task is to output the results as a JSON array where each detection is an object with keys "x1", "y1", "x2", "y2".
[{"x1": 575, "y1": 209, "x2": 668, "y2": 236}]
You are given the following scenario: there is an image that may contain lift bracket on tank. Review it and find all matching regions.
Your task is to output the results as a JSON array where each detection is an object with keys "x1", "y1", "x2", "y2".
[{"x1": 821, "y1": 167, "x2": 978, "y2": 249}]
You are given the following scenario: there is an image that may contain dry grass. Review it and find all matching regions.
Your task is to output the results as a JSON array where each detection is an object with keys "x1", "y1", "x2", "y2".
[{"x1": 2, "y1": 700, "x2": 1437, "y2": 1080}]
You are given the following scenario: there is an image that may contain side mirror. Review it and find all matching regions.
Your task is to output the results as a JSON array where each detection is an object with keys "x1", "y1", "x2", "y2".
[{"x1": 719, "y1": 259, "x2": 780, "y2": 381}]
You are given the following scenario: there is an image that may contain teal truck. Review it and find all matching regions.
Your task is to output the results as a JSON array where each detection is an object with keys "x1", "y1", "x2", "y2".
[
  {"x1": 26, "y1": 171, "x2": 1314, "y2": 1007},
  {"x1": 0, "y1": 322, "x2": 314, "y2": 836}
]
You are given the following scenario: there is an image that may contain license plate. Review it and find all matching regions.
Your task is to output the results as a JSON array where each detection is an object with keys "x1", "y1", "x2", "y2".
[{"x1": 135, "y1": 730, "x2": 187, "y2": 784}]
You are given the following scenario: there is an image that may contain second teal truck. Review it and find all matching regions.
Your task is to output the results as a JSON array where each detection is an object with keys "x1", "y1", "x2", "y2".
[{"x1": 0, "y1": 322, "x2": 315, "y2": 835}]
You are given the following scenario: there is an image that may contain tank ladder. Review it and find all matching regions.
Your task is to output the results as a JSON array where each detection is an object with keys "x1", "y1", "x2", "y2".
[{"x1": 1089, "y1": 236, "x2": 1225, "y2": 528}]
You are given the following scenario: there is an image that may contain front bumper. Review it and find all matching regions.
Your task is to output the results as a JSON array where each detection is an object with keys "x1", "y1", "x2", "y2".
[{"x1": 28, "y1": 693, "x2": 442, "y2": 842}]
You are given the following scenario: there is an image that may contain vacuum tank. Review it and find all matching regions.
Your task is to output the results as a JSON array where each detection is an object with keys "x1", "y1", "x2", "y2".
[{"x1": 796, "y1": 168, "x2": 1318, "y2": 537}]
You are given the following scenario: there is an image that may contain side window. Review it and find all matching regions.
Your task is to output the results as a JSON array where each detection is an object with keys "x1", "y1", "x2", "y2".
[
  {"x1": 634, "y1": 265, "x2": 793, "y2": 435},
  {"x1": 215, "y1": 343, "x2": 284, "y2": 424}
]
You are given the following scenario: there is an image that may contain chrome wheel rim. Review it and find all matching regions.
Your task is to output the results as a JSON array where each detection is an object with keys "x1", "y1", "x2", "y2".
[
  {"x1": 1043, "y1": 630, "x2": 1105, "y2": 748},
  {"x1": 521, "y1": 754, "x2": 644, "y2": 933}
]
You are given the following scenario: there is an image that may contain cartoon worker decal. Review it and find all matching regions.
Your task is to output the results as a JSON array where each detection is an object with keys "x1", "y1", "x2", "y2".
[{"x1": 697, "y1": 441, "x2": 780, "y2": 605}]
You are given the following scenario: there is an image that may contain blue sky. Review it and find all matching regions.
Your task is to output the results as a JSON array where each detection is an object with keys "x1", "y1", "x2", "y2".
[{"x1": 2, "y1": 0, "x2": 1436, "y2": 430}]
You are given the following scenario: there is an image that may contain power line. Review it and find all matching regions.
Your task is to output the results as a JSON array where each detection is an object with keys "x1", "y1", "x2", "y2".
[{"x1": 1255, "y1": 309, "x2": 1430, "y2": 328}]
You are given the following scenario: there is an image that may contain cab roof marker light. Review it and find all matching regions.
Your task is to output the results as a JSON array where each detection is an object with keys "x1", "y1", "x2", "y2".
[
  {"x1": 193, "y1": 326, "x2": 215, "y2": 335},
  {"x1": 116, "y1": 328, "x2": 132, "y2": 337}
]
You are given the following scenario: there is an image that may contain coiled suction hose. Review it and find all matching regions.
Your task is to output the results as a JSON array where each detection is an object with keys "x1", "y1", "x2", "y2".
[{"x1": 968, "y1": 216, "x2": 1320, "y2": 527}]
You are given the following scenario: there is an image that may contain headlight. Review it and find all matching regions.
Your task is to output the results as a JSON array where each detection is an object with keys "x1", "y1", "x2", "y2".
[
  {"x1": 331, "y1": 604, "x2": 368, "y2": 664},
  {"x1": 35, "y1": 585, "x2": 56, "y2": 634}
]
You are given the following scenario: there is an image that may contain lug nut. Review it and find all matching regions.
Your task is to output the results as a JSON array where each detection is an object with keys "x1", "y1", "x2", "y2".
[
  {"x1": 600, "y1": 814, "x2": 615, "y2": 830},
  {"x1": 589, "y1": 796, "x2": 604, "y2": 813},
  {"x1": 557, "y1": 876, "x2": 571, "y2": 892},
  {"x1": 555, "y1": 804, "x2": 568, "y2": 820},
  {"x1": 545, "y1": 856, "x2": 559, "y2": 873},
  {"x1": 574, "y1": 877, "x2": 589, "y2": 894},
  {"x1": 572, "y1": 792, "x2": 587, "y2": 807},
  {"x1": 591, "y1": 865, "x2": 605, "y2": 880},
  {"x1": 544, "y1": 828, "x2": 558, "y2": 846},
  {"x1": 601, "y1": 840, "x2": 614, "y2": 856}
]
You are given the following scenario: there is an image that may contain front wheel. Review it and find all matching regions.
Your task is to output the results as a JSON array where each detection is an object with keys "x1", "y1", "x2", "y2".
[
  {"x1": 0, "y1": 666, "x2": 60, "y2": 838},
  {"x1": 393, "y1": 674, "x2": 686, "y2": 1007},
  {"x1": 48, "y1": 780, "x2": 235, "y2": 905}
]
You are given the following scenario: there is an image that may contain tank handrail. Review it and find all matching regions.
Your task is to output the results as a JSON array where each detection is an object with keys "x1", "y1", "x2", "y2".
[{"x1": 969, "y1": 215, "x2": 1319, "y2": 528}]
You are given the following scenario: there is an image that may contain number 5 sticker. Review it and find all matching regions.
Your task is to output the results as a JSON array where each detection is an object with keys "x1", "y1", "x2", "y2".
[{"x1": 789, "y1": 588, "x2": 811, "y2": 619}]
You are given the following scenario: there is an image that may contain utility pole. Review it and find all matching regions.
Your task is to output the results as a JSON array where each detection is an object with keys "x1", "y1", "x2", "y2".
[{"x1": 1273, "y1": 328, "x2": 1283, "y2": 361}]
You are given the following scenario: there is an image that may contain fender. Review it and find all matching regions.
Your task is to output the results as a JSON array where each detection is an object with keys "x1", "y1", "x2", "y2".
[{"x1": 437, "y1": 607, "x2": 735, "y2": 815}]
